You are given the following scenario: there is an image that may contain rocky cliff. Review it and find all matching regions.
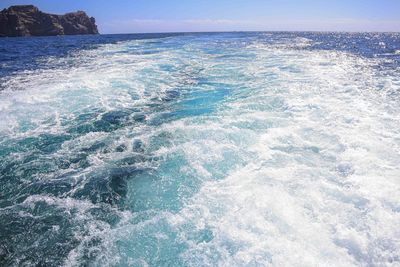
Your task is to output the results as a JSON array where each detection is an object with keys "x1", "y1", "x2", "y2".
[{"x1": 0, "y1": 5, "x2": 99, "y2": 37}]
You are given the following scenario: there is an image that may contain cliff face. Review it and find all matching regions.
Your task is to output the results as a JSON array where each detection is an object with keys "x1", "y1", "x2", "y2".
[{"x1": 0, "y1": 5, "x2": 99, "y2": 37}]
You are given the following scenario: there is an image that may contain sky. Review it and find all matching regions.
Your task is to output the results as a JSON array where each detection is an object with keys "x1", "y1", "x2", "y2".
[{"x1": 1, "y1": 0, "x2": 399, "y2": 33}]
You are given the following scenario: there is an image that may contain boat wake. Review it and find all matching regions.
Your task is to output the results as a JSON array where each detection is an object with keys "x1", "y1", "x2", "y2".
[{"x1": 0, "y1": 32, "x2": 399, "y2": 266}]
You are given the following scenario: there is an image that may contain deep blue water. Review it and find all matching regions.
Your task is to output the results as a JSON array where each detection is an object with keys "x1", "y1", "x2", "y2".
[{"x1": 0, "y1": 32, "x2": 400, "y2": 266}]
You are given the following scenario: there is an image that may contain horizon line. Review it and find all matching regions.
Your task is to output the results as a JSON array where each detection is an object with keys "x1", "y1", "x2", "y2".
[{"x1": 99, "y1": 30, "x2": 400, "y2": 35}]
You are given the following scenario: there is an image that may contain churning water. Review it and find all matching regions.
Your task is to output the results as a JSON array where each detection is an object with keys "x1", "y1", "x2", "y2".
[{"x1": 0, "y1": 32, "x2": 400, "y2": 266}]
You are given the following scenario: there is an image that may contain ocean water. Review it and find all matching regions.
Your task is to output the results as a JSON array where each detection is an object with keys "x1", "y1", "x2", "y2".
[{"x1": 0, "y1": 32, "x2": 399, "y2": 266}]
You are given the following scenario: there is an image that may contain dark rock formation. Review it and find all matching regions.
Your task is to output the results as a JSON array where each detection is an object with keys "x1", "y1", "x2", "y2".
[{"x1": 0, "y1": 5, "x2": 99, "y2": 37}]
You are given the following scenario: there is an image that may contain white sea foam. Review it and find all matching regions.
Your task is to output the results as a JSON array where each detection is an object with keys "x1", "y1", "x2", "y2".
[
  {"x1": 146, "y1": 45, "x2": 399, "y2": 266},
  {"x1": 1, "y1": 35, "x2": 399, "y2": 266}
]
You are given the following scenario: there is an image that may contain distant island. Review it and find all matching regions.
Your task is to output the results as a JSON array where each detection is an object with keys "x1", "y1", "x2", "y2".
[{"x1": 0, "y1": 5, "x2": 98, "y2": 37}]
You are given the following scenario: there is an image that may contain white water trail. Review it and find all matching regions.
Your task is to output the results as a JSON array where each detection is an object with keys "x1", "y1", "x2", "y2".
[
  {"x1": 1, "y1": 35, "x2": 399, "y2": 266},
  {"x1": 115, "y1": 45, "x2": 400, "y2": 266}
]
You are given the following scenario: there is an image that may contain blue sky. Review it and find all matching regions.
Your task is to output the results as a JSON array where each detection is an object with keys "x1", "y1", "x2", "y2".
[{"x1": 1, "y1": 0, "x2": 399, "y2": 33}]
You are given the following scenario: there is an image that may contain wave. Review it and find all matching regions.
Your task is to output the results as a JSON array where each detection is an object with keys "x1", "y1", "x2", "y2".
[{"x1": 0, "y1": 33, "x2": 399, "y2": 266}]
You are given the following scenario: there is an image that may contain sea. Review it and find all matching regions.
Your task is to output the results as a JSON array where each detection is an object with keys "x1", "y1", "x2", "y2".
[{"x1": 0, "y1": 32, "x2": 399, "y2": 266}]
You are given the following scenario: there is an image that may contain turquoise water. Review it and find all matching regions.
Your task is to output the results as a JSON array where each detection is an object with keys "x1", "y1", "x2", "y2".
[{"x1": 1, "y1": 32, "x2": 400, "y2": 266}]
